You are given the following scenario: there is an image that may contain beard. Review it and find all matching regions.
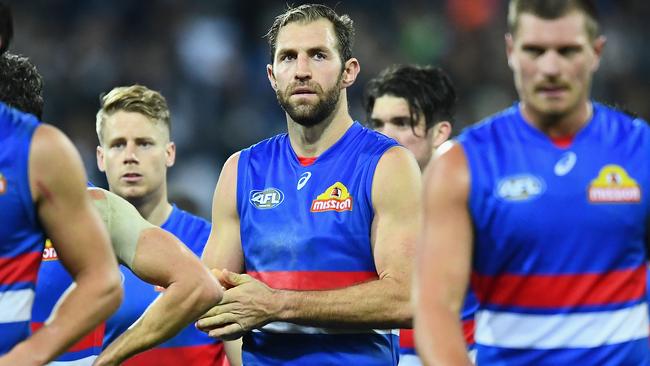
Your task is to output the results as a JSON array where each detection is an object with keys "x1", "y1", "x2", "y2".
[{"x1": 276, "y1": 76, "x2": 342, "y2": 127}]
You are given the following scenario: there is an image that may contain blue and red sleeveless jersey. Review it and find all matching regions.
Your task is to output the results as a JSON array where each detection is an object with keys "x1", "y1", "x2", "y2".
[
  {"x1": 0, "y1": 102, "x2": 44, "y2": 355},
  {"x1": 398, "y1": 290, "x2": 478, "y2": 365},
  {"x1": 458, "y1": 102, "x2": 650, "y2": 365},
  {"x1": 237, "y1": 121, "x2": 400, "y2": 365},
  {"x1": 103, "y1": 205, "x2": 225, "y2": 366},
  {"x1": 33, "y1": 205, "x2": 225, "y2": 365}
]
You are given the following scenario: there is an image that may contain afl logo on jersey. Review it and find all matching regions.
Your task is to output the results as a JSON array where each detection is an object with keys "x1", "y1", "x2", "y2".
[
  {"x1": 250, "y1": 188, "x2": 284, "y2": 209},
  {"x1": 0, "y1": 172, "x2": 6, "y2": 195},
  {"x1": 588, "y1": 165, "x2": 641, "y2": 203},
  {"x1": 496, "y1": 174, "x2": 545, "y2": 201}
]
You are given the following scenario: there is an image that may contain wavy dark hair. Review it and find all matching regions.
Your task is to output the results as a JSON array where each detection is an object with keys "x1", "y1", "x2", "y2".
[
  {"x1": 0, "y1": 52, "x2": 44, "y2": 118},
  {"x1": 364, "y1": 64, "x2": 456, "y2": 136}
]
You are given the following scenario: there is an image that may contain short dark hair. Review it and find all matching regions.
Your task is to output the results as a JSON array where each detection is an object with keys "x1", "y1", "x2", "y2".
[
  {"x1": 0, "y1": 3, "x2": 13, "y2": 54},
  {"x1": 508, "y1": 0, "x2": 600, "y2": 40},
  {"x1": 364, "y1": 64, "x2": 456, "y2": 134},
  {"x1": 265, "y1": 4, "x2": 355, "y2": 66},
  {"x1": 0, "y1": 53, "x2": 44, "y2": 119}
]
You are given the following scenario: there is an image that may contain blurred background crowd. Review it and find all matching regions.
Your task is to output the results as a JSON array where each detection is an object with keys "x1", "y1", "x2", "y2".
[{"x1": 5, "y1": 0, "x2": 649, "y2": 216}]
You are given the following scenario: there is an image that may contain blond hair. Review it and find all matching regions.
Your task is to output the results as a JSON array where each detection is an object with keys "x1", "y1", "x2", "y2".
[{"x1": 96, "y1": 84, "x2": 171, "y2": 143}]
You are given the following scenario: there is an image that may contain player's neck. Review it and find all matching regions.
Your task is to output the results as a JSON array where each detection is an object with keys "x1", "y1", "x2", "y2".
[
  {"x1": 130, "y1": 188, "x2": 173, "y2": 227},
  {"x1": 521, "y1": 101, "x2": 593, "y2": 138},
  {"x1": 287, "y1": 95, "x2": 353, "y2": 157}
]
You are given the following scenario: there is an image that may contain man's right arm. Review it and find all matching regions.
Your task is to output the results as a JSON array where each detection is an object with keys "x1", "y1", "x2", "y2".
[
  {"x1": 201, "y1": 152, "x2": 244, "y2": 366},
  {"x1": 414, "y1": 143, "x2": 474, "y2": 365},
  {"x1": 0, "y1": 124, "x2": 122, "y2": 366},
  {"x1": 88, "y1": 188, "x2": 223, "y2": 366}
]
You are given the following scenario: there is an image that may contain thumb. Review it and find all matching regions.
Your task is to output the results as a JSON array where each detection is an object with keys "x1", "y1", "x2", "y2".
[
  {"x1": 210, "y1": 268, "x2": 222, "y2": 278},
  {"x1": 222, "y1": 269, "x2": 248, "y2": 286},
  {"x1": 210, "y1": 268, "x2": 232, "y2": 289}
]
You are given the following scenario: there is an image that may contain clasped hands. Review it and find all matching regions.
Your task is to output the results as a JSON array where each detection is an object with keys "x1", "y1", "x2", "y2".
[{"x1": 196, "y1": 269, "x2": 280, "y2": 340}]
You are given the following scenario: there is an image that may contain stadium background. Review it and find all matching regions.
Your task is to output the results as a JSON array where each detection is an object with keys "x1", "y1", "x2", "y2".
[{"x1": 5, "y1": 0, "x2": 649, "y2": 216}]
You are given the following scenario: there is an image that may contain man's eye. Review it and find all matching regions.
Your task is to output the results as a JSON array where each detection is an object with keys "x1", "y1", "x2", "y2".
[
  {"x1": 523, "y1": 46, "x2": 544, "y2": 57},
  {"x1": 280, "y1": 54, "x2": 295, "y2": 62},
  {"x1": 559, "y1": 46, "x2": 581, "y2": 57}
]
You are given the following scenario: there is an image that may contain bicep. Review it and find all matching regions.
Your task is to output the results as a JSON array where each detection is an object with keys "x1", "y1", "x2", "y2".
[
  {"x1": 201, "y1": 152, "x2": 244, "y2": 273},
  {"x1": 130, "y1": 227, "x2": 204, "y2": 287},
  {"x1": 371, "y1": 146, "x2": 422, "y2": 279},
  {"x1": 30, "y1": 125, "x2": 116, "y2": 277}
]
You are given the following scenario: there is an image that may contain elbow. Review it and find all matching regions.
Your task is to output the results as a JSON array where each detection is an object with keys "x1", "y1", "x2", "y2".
[
  {"x1": 90, "y1": 265, "x2": 123, "y2": 314},
  {"x1": 394, "y1": 303, "x2": 413, "y2": 328},
  {"x1": 183, "y1": 267, "x2": 223, "y2": 313},
  {"x1": 386, "y1": 277, "x2": 414, "y2": 328},
  {"x1": 103, "y1": 268, "x2": 124, "y2": 313},
  {"x1": 197, "y1": 269, "x2": 224, "y2": 310}
]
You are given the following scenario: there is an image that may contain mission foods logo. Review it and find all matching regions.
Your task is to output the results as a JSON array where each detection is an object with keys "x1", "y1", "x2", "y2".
[
  {"x1": 588, "y1": 165, "x2": 641, "y2": 203},
  {"x1": 311, "y1": 182, "x2": 353, "y2": 212},
  {"x1": 0, "y1": 173, "x2": 6, "y2": 195},
  {"x1": 42, "y1": 239, "x2": 58, "y2": 261},
  {"x1": 250, "y1": 188, "x2": 284, "y2": 209}
]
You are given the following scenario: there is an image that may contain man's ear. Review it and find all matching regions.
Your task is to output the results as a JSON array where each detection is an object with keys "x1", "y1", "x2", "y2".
[
  {"x1": 430, "y1": 121, "x2": 452, "y2": 149},
  {"x1": 505, "y1": 33, "x2": 515, "y2": 70},
  {"x1": 96, "y1": 145, "x2": 106, "y2": 172},
  {"x1": 267, "y1": 64, "x2": 278, "y2": 91},
  {"x1": 340, "y1": 58, "x2": 360, "y2": 88},
  {"x1": 591, "y1": 35, "x2": 607, "y2": 72},
  {"x1": 165, "y1": 142, "x2": 176, "y2": 168}
]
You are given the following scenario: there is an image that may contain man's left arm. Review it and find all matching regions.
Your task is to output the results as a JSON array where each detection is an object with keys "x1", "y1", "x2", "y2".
[
  {"x1": 198, "y1": 146, "x2": 421, "y2": 337},
  {"x1": 89, "y1": 189, "x2": 223, "y2": 366}
]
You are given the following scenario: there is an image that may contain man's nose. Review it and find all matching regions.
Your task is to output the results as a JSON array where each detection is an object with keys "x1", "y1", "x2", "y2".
[
  {"x1": 294, "y1": 54, "x2": 312, "y2": 81},
  {"x1": 123, "y1": 143, "x2": 139, "y2": 164},
  {"x1": 538, "y1": 50, "x2": 562, "y2": 78}
]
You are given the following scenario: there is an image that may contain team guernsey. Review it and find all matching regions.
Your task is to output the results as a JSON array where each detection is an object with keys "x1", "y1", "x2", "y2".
[
  {"x1": 237, "y1": 121, "x2": 399, "y2": 365},
  {"x1": 33, "y1": 205, "x2": 225, "y2": 365},
  {"x1": 458, "y1": 102, "x2": 650, "y2": 365},
  {"x1": 0, "y1": 103, "x2": 45, "y2": 355}
]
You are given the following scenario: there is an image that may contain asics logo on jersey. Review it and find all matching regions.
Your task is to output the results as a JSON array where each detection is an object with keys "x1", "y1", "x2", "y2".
[
  {"x1": 250, "y1": 188, "x2": 285, "y2": 209},
  {"x1": 0, "y1": 172, "x2": 6, "y2": 195},
  {"x1": 588, "y1": 165, "x2": 641, "y2": 203},
  {"x1": 496, "y1": 174, "x2": 545, "y2": 201},
  {"x1": 297, "y1": 172, "x2": 312, "y2": 190},
  {"x1": 554, "y1": 151, "x2": 577, "y2": 176}
]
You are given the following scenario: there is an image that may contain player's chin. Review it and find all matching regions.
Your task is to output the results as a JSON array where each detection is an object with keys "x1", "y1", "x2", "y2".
[
  {"x1": 531, "y1": 98, "x2": 571, "y2": 115},
  {"x1": 118, "y1": 186, "x2": 147, "y2": 199}
]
